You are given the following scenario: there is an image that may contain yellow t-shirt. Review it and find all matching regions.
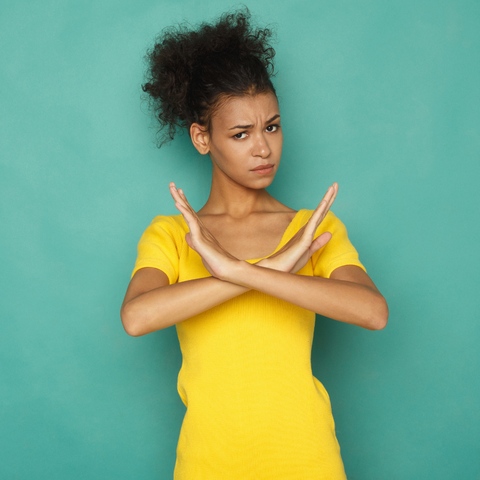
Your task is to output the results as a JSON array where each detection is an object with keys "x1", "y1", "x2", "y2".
[{"x1": 132, "y1": 209, "x2": 366, "y2": 480}]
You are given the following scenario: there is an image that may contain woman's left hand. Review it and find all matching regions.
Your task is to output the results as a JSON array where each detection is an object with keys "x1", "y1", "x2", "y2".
[{"x1": 257, "y1": 183, "x2": 338, "y2": 274}]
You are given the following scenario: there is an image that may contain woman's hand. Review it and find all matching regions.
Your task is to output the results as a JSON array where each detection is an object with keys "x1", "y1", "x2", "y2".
[
  {"x1": 169, "y1": 182, "x2": 240, "y2": 281},
  {"x1": 257, "y1": 183, "x2": 338, "y2": 274}
]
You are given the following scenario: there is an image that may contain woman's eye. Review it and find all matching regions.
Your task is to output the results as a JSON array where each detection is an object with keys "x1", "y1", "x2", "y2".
[
  {"x1": 233, "y1": 132, "x2": 247, "y2": 139},
  {"x1": 233, "y1": 125, "x2": 279, "y2": 139}
]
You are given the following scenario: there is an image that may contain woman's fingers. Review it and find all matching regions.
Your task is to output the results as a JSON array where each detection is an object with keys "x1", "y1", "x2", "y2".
[
  {"x1": 170, "y1": 183, "x2": 203, "y2": 227},
  {"x1": 317, "y1": 182, "x2": 337, "y2": 217},
  {"x1": 170, "y1": 183, "x2": 197, "y2": 218},
  {"x1": 172, "y1": 185, "x2": 194, "y2": 216},
  {"x1": 178, "y1": 188, "x2": 196, "y2": 215},
  {"x1": 170, "y1": 183, "x2": 195, "y2": 222},
  {"x1": 173, "y1": 200, "x2": 194, "y2": 224},
  {"x1": 177, "y1": 188, "x2": 212, "y2": 233},
  {"x1": 169, "y1": 182, "x2": 187, "y2": 209},
  {"x1": 325, "y1": 182, "x2": 338, "y2": 213},
  {"x1": 303, "y1": 183, "x2": 338, "y2": 238},
  {"x1": 173, "y1": 200, "x2": 203, "y2": 241},
  {"x1": 320, "y1": 183, "x2": 337, "y2": 214},
  {"x1": 177, "y1": 188, "x2": 215, "y2": 237},
  {"x1": 172, "y1": 183, "x2": 229, "y2": 253}
]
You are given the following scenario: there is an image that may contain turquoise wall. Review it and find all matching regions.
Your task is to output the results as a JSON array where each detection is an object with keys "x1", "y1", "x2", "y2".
[{"x1": 1, "y1": 1, "x2": 479, "y2": 478}]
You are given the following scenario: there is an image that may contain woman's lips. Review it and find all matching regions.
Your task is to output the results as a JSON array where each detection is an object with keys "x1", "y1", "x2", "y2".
[{"x1": 251, "y1": 164, "x2": 274, "y2": 174}]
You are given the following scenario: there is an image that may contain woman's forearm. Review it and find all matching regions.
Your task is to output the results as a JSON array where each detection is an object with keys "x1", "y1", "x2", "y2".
[
  {"x1": 227, "y1": 262, "x2": 388, "y2": 330},
  {"x1": 122, "y1": 276, "x2": 250, "y2": 336},
  {"x1": 122, "y1": 260, "x2": 387, "y2": 336}
]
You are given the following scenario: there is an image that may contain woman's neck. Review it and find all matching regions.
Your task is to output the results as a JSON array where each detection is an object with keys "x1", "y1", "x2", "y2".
[{"x1": 198, "y1": 171, "x2": 287, "y2": 219}]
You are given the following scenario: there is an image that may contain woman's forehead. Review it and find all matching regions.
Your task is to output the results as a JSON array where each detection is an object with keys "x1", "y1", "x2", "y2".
[{"x1": 213, "y1": 92, "x2": 280, "y2": 127}]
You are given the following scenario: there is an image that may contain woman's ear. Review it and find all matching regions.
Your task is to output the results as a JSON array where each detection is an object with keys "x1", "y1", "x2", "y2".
[{"x1": 190, "y1": 123, "x2": 210, "y2": 155}]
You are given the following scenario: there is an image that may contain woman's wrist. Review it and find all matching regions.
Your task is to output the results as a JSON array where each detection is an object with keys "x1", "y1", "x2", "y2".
[
  {"x1": 222, "y1": 259, "x2": 256, "y2": 285},
  {"x1": 254, "y1": 257, "x2": 286, "y2": 272},
  {"x1": 255, "y1": 258, "x2": 270, "y2": 268}
]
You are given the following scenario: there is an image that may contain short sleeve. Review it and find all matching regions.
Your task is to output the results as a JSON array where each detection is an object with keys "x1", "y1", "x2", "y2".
[
  {"x1": 130, "y1": 215, "x2": 184, "y2": 284},
  {"x1": 311, "y1": 211, "x2": 366, "y2": 278}
]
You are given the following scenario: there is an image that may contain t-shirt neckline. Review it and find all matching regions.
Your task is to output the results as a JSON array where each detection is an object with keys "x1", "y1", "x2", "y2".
[
  {"x1": 246, "y1": 209, "x2": 306, "y2": 262},
  {"x1": 176, "y1": 209, "x2": 307, "y2": 263}
]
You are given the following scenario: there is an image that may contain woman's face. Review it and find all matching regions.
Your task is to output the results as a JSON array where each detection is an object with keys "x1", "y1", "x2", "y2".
[{"x1": 205, "y1": 91, "x2": 283, "y2": 189}]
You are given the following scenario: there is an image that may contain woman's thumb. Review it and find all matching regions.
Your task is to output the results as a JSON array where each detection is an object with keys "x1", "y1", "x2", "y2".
[
  {"x1": 185, "y1": 232, "x2": 195, "y2": 250},
  {"x1": 310, "y1": 231, "x2": 332, "y2": 254}
]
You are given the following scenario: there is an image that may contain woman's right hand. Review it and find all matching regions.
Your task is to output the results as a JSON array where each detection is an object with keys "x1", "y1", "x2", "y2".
[
  {"x1": 256, "y1": 183, "x2": 338, "y2": 274},
  {"x1": 169, "y1": 182, "x2": 241, "y2": 281}
]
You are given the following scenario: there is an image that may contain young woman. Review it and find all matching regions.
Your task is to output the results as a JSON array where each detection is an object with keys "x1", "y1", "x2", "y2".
[{"x1": 121, "y1": 8, "x2": 388, "y2": 480}]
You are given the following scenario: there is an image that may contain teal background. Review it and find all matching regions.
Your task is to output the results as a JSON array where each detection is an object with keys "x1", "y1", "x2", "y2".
[{"x1": 1, "y1": 0, "x2": 479, "y2": 478}]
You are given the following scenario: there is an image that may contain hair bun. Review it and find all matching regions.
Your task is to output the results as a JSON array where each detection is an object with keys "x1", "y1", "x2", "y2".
[{"x1": 142, "y1": 6, "x2": 277, "y2": 148}]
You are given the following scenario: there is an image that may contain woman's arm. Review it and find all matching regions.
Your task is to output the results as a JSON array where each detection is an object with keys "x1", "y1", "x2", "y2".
[
  {"x1": 225, "y1": 262, "x2": 388, "y2": 331},
  {"x1": 121, "y1": 182, "x2": 335, "y2": 336},
  {"x1": 121, "y1": 261, "x2": 387, "y2": 336},
  {"x1": 171, "y1": 182, "x2": 388, "y2": 331},
  {"x1": 122, "y1": 182, "x2": 387, "y2": 336},
  {"x1": 121, "y1": 268, "x2": 250, "y2": 336}
]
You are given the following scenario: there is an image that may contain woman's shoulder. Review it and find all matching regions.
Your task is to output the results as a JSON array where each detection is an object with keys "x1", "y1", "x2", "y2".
[
  {"x1": 295, "y1": 209, "x2": 341, "y2": 228},
  {"x1": 139, "y1": 214, "x2": 187, "y2": 248},
  {"x1": 148, "y1": 213, "x2": 187, "y2": 232}
]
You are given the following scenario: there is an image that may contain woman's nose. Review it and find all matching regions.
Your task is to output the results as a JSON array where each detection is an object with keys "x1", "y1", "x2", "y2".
[{"x1": 252, "y1": 132, "x2": 271, "y2": 158}]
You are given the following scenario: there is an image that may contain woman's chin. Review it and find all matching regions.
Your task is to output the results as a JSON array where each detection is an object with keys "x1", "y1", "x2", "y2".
[{"x1": 248, "y1": 175, "x2": 276, "y2": 189}]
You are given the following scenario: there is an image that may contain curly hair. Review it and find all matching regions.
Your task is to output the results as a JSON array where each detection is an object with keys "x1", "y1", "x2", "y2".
[{"x1": 141, "y1": 6, "x2": 277, "y2": 147}]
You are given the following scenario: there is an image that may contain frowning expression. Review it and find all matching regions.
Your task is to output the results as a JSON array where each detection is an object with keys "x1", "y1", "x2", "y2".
[{"x1": 205, "y1": 92, "x2": 283, "y2": 189}]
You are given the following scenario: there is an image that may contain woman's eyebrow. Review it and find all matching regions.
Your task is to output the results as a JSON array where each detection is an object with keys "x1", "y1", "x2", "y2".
[{"x1": 228, "y1": 114, "x2": 281, "y2": 130}]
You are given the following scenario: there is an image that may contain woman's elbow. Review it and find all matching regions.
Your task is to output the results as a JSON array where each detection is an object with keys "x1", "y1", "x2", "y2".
[
  {"x1": 120, "y1": 302, "x2": 145, "y2": 337},
  {"x1": 368, "y1": 295, "x2": 389, "y2": 331}
]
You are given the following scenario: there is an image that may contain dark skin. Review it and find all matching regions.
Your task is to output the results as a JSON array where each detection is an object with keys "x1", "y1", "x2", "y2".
[{"x1": 121, "y1": 92, "x2": 388, "y2": 336}]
